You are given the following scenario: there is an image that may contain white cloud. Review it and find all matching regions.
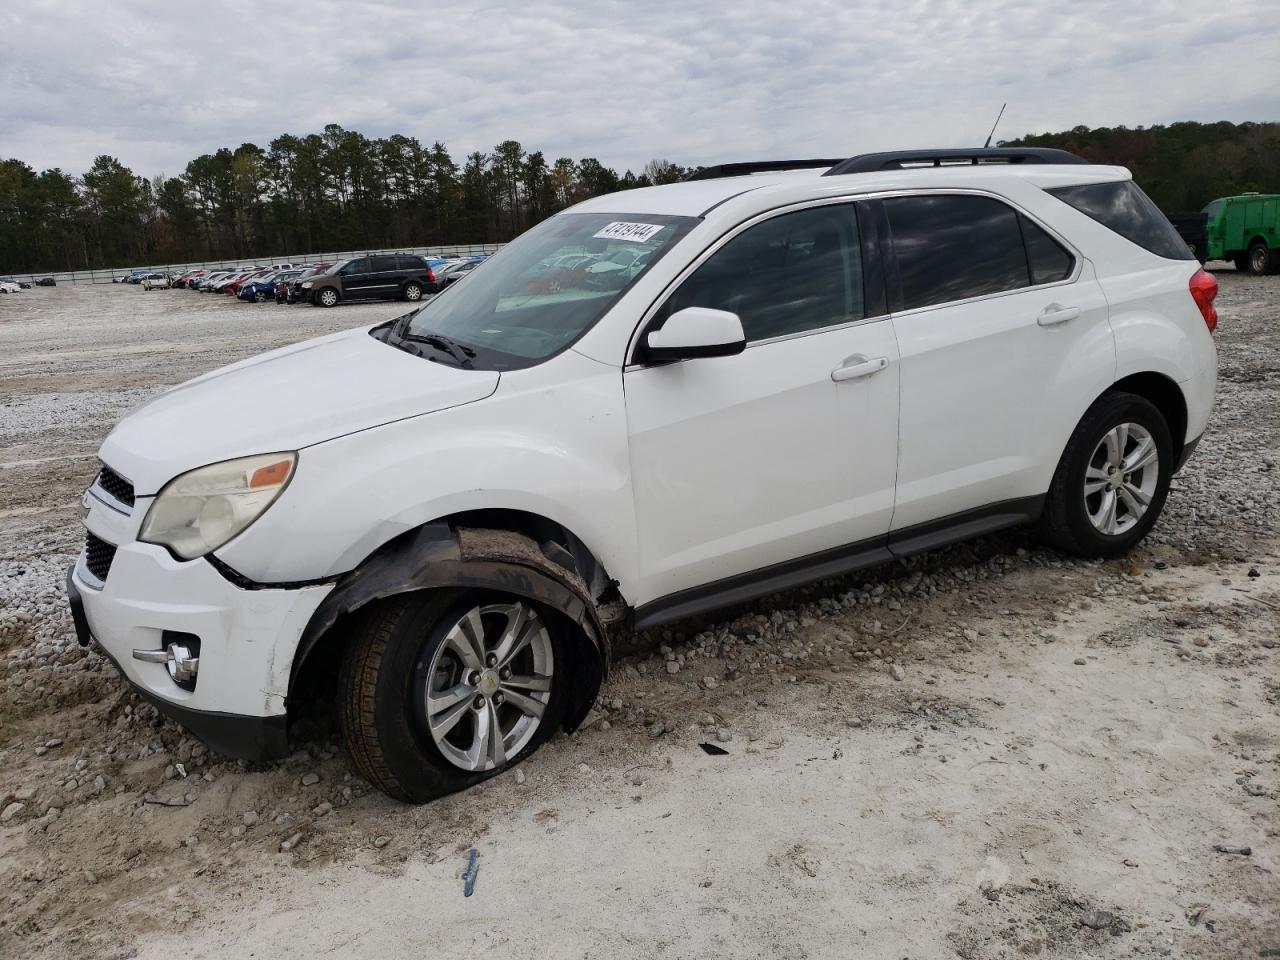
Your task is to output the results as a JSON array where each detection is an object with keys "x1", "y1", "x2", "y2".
[{"x1": 2, "y1": 0, "x2": 1276, "y2": 177}]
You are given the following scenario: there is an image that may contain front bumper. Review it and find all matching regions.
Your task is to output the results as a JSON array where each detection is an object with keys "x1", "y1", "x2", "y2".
[{"x1": 67, "y1": 536, "x2": 333, "y2": 761}]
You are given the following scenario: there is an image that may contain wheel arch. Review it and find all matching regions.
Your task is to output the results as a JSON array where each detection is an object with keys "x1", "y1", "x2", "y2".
[
  {"x1": 1104, "y1": 371, "x2": 1188, "y2": 453},
  {"x1": 288, "y1": 515, "x2": 612, "y2": 734}
]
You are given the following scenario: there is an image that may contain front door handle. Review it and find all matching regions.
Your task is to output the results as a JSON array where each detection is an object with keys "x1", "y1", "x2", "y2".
[
  {"x1": 1037, "y1": 304, "x2": 1081, "y2": 326},
  {"x1": 831, "y1": 355, "x2": 889, "y2": 382}
]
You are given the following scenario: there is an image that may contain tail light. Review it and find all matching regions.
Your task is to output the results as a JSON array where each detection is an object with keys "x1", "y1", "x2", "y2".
[
  {"x1": 1189, "y1": 268, "x2": 1218, "y2": 333},
  {"x1": 425, "y1": 267, "x2": 436, "y2": 282}
]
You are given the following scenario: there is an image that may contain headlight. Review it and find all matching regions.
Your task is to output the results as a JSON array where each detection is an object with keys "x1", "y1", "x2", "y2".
[
  {"x1": 301, "y1": 281, "x2": 313, "y2": 289},
  {"x1": 139, "y1": 453, "x2": 296, "y2": 560}
]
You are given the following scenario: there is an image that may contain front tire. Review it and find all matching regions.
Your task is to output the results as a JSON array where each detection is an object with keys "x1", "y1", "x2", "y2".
[
  {"x1": 316, "y1": 287, "x2": 339, "y2": 307},
  {"x1": 1039, "y1": 392, "x2": 1173, "y2": 558},
  {"x1": 254, "y1": 291, "x2": 268, "y2": 302},
  {"x1": 340, "y1": 591, "x2": 565, "y2": 802}
]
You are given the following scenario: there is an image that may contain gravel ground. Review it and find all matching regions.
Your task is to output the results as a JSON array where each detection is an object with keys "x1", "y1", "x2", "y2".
[{"x1": 0, "y1": 276, "x2": 1276, "y2": 959}]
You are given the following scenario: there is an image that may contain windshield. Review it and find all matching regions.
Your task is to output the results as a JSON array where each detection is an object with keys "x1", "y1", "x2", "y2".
[
  {"x1": 1202, "y1": 200, "x2": 1223, "y2": 220},
  {"x1": 397, "y1": 212, "x2": 695, "y2": 369}
]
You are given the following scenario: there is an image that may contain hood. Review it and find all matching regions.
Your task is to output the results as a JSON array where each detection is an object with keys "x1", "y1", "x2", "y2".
[{"x1": 100, "y1": 326, "x2": 499, "y2": 495}]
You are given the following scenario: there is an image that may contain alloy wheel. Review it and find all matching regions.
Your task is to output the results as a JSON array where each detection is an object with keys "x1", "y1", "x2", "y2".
[
  {"x1": 419, "y1": 601, "x2": 554, "y2": 772},
  {"x1": 1083, "y1": 422, "x2": 1159, "y2": 535}
]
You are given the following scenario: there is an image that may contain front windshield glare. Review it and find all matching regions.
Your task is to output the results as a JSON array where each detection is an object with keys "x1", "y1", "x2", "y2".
[{"x1": 403, "y1": 212, "x2": 695, "y2": 368}]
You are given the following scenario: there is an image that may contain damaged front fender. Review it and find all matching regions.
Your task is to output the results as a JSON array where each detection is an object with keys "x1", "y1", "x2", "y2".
[{"x1": 292, "y1": 522, "x2": 608, "y2": 730}]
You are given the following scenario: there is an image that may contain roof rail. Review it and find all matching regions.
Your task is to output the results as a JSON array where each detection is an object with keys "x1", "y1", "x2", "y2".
[
  {"x1": 686, "y1": 159, "x2": 845, "y2": 181},
  {"x1": 823, "y1": 148, "x2": 1087, "y2": 176}
]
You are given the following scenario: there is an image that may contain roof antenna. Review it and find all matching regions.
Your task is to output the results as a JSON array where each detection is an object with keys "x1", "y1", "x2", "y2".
[{"x1": 983, "y1": 103, "x2": 1007, "y2": 149}]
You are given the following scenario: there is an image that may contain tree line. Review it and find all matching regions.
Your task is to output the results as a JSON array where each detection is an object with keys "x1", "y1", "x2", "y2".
[
  {"x1": 1, "y1": 120, "x2": 1275, "y2": 274},
  {"x1": 1004, "y1": 121, "x2": 1279, "y2": 213},
  {"x1": 0, "y1": 125, "x2": 690, "y2": 273}
]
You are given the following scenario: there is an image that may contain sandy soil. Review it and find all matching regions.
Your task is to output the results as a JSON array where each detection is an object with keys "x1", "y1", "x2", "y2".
[{"x1": 0, "y1": 277, "x2": 1276, "y2": 960}]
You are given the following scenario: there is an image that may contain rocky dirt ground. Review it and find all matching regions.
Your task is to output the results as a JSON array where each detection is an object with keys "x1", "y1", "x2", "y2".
[{"x1": 0, "y1": 276, "x2": 1276, "y2": 960}]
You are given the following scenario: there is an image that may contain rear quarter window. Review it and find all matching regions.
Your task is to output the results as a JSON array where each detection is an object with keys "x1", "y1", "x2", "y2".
[{"x1": 1047, "y1": 181, "x2": 1192, "y2": 260}]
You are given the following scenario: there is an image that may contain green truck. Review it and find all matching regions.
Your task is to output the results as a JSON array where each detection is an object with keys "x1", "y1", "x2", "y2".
[{"x1": 1200, "y1": 193, "x2": 1280, "y2": 274}]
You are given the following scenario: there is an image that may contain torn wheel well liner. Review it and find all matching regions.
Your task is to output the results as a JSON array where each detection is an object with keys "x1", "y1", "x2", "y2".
[{"x1": 291, "y1": 522, "x2": 608, "y2": 731}]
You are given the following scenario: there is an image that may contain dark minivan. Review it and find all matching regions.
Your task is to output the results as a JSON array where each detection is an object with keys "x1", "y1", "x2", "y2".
[{"x1": 302, "y1": 255, "x2": 433, "y2": 307}]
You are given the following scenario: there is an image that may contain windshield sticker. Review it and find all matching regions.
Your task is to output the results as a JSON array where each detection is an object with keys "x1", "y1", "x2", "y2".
[{"x1": 592, "y1": 221, "x2": 664, "y2": 243}]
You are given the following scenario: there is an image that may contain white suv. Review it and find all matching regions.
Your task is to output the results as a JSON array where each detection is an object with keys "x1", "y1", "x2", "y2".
[{"x1": 68, "y1": 148, "x2": 1218, "y2": 802}]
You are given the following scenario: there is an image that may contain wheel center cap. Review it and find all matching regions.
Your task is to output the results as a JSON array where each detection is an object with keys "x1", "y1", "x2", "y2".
[{"x1": 478, "y1": 671, "x2": 500, "y2": 695}]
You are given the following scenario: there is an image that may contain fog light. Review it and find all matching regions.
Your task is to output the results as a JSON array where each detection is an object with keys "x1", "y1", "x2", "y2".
[{"x1": 132, "y1": 633, "x2": 200, "y2": 689}]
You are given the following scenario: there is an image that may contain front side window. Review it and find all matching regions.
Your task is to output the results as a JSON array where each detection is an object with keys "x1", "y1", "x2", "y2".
[
  {"x1": 1048, "y1": 180, "x2": 1193, "y2": 260},
  {"x1": 395, "y1": 212, "x2": 696, "y2": 369},
  {"x1": 663, "y1": 204, "x2": 864, "y2": 342},
  {"x1": 885, "y1": 194, "x2": 1029, "y2": 311}
]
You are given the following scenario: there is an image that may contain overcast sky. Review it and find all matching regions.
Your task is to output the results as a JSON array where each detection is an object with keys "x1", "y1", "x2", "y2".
[{"x1": 3, "y1": 0, "x2": 1277, "y2": 179}]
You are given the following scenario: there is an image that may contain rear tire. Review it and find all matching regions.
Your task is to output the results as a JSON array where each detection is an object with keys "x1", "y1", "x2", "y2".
[
  {"x1": 340, "y1": 590, "x2": 566, "y2": 803},
  {"x1": 403, "y1": 282, "x2": 423, "y2": 301},
  {"x1": 1038, "y1": 392, "x2": 1173, "y2": 558},
  {"x1": 1247, "y1": 241, "x2": 1273, "y2": 276}
]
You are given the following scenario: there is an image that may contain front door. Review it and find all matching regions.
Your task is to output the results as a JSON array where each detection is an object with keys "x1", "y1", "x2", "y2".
[
  {"x1": 338, "y1": 257, "x2": 376, "y2": 298},
  {"x1": 624, "y1": 202, "x2": 900, "y2": 609}
]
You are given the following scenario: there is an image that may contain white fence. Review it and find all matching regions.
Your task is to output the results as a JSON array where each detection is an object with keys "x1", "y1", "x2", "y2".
[{"x1": 5, "y1": 242, "x2": 506, "y2": 286}]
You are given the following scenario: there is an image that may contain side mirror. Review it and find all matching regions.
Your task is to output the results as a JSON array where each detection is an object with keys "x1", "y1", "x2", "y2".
[{"x1": 645, "y1": 307, "x2": 746, "y2": 362}]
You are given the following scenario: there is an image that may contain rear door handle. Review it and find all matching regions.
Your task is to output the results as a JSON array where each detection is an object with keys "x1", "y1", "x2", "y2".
[
  {"x1": 831, "y1": 355, "x2": 889, "y2": 382},
  {"x1": 1037, "y1": 304, "x2": 1081, "y2": 326}
]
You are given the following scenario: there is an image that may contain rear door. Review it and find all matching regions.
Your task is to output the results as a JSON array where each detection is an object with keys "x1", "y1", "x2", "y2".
[{"x1": 882, "y1": 191, "x2": 1114, "y2": 534}]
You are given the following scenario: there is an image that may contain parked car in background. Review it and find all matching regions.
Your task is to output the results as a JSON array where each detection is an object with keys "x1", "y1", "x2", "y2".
[
  {"x1": 37, "y1": 277, "x2": 56, "y2": 287},
  {"x1": 285, "y1": 264, "x2": 332, "y2": 303},
  {"x1": 436, "y1": 259, "x2": 483, "y2": 288},
  {"x1": 240, "y1": 270, "x2": 302, "y2": 302},
  {"x1": 173, "y1": 271, "x2": 205, "y2": 288},
  {"x1": 140, "y1": 273, "x2": 171, "y2": 290},
  {"x1": 300, "y1": 255, "x2": 433, "y2": 306},
  {"x1": 224, "y1": 270, "x2": 271, "y2": 297},
  {"x1": 1, "y1": 277, "x2": 33, "y2": 289},
  {"x1": 68, "y1": 148, "x2": 1218, "y2": 802},
  {"x1": 0, "y1": 279, "x2": 21, "y2": 294}
]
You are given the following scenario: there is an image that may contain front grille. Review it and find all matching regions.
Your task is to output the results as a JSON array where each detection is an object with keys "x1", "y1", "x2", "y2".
[
  {"x1": 96, "y1": 464, "x2": 135, "y2": 507},
  {"x1": 84, "y1": 532, "x2": 118, "y2": 583}
]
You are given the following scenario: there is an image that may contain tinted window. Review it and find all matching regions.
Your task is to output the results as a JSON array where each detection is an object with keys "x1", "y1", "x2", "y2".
[
  {"x1": 1048, "y1": 181, "x2": 1192, "y2": 260},
  {"x1": 397, "y1": 256, "x2": 423, "y2": 271},
  {"x1": 665, "y1": 204, "x2": 864, "y2": 342},
  {"x1": 370, "y1": 256, "x2": 399, "y2": 272},
  {"x1": 885, "y1": 195, "x2": 1028, "y2": 310},
  {"x1": 340, "y1": 258, "x2": 370, "y2": 274},
  {"x1": 1020, "y1": 215, "x2": 1074, "y2": 284}
]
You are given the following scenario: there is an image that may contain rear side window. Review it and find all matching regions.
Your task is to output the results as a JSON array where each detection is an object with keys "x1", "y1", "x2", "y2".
[
  {"x1": 665, "y1": 204, "x2": 864, "y2": 342},
  {"x1": 885, "y1": 195, "x2": 1028, "y2": 310},
  {"x1": 1047, "y1": 181, "x2": 1192, "y2": 260},
  {"x1": 370, "y1": 256, "x2": 399, "y2": 271},
  {"x1": 397, "y1": 256, "x2": 423, "y2": 271},
  {"x1": 1020, "y1": 215, "x2": 1075, "y2": 284}
]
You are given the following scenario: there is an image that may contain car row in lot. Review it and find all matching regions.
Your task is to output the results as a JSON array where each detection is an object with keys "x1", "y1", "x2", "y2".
[
  {"x1": 152, "y1": 255, "x2": 486, "y2": 306},
  {"x1": 1, "y1": 276, "x2": 54, "y2": 291}
]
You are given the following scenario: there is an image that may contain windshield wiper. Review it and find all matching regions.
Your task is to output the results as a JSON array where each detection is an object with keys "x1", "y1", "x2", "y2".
[{"x1": 402, "y1": 331, "x2": 476, "y2": 368}]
